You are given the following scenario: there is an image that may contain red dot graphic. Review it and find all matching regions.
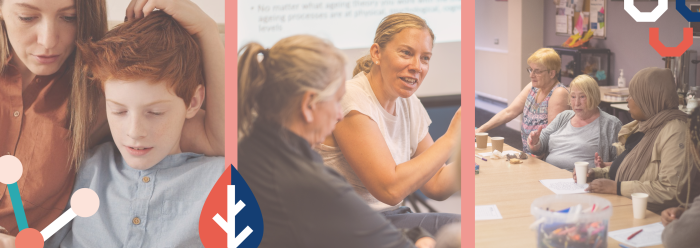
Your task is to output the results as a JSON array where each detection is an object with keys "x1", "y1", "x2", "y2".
[{"x1": 15, "y1": 228, "x2": 43, "y2": 248}]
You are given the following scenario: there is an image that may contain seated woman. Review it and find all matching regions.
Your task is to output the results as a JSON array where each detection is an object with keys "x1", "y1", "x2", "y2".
[
  {"x1": 575, "y1": 67, "x2": 700, "y2": 213},
  {"x1": 660, "y1": 108, "x2": 700, "y2": 247},
  {"x1": 476, "y1": 48, "x2": 569, "y2": 154},
  {"x1": 316, "y1": 13, "x2": 460, "y2": 235},
  {"x1": 237, "y1": 35, "x2": 435, "y2": 248},
  {"x1": 528, "y1": 75, "x2": 621, "y2": 171}
]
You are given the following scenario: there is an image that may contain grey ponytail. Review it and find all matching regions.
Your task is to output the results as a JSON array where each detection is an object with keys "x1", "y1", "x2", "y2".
[
  {"x1": 237, "y1": 42, "x2": 268, "y2": 139},
  {"x1": 238, "y1": 35, "x2": 346, "y2": 140}
]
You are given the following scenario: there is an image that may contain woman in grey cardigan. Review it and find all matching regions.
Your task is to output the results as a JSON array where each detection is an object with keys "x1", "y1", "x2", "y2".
[{"x1": 528, "y1": 75, "x2": 622, "y2": 171}]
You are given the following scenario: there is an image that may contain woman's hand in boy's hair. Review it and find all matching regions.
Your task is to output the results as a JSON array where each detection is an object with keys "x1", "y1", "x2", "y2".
[
  {"x1": 126, "y1": 0, "x2": 218, "y2": 37},
  {"x1": 0, "y1": 233, "x2": 15, "y2": 248},
  {"x1": 126, "y1": 0, "x2": 225, "y2": 156}
]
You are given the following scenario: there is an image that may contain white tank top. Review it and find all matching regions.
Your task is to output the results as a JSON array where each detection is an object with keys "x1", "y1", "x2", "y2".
[{"x1": 315, "y1": 72, "x2": 432, "y2": 211}]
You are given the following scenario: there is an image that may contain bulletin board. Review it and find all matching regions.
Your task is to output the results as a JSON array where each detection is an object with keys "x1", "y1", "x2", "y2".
[{"x1": 555, "y1": 0, "x2": 606, "y2": 39}]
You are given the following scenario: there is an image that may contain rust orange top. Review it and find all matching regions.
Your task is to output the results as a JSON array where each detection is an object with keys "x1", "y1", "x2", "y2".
[{"x1": 0, "y1": 61, "x2": 76, "y2": 235}]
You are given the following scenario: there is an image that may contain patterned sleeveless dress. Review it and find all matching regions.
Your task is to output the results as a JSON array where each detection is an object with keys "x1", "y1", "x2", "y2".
[{"x1": 521, "y1": 83, "x2": 567, "y2": 154}]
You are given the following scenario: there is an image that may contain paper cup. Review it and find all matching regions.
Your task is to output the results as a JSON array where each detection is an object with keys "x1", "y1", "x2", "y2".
[
  {"x1": 476, "y1": 133, "x2": 488, "y2": 149},
  {"x1": 574, "y1": 162, "x2": 589, "y2": 186},
  {"x1": 631, "y1": 193, "x2": 649, "y2": 219},
  {"x1": 491, "y1": 137, "x2": 504, "y2": 152}
]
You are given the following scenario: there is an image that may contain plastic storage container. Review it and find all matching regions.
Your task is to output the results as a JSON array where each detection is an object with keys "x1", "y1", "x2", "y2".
[{"x1": 531, "y1": 194, "x2": 612, "y2": 248}]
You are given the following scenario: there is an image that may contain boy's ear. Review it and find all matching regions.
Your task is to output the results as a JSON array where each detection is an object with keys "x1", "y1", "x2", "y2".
[{"x1": 185, "y1": 85, "x2": 205, "y2": 119}]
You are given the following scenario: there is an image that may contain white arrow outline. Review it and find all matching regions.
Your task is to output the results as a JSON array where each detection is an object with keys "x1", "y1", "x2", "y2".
[{"x1": 213, "y1": 185, "x2": 253, "y2": 248}]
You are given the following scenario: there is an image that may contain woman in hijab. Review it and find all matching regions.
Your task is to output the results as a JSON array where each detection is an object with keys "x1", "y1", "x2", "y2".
[
  {"x1": 659, "y1": 107, "x2": 700, "y2": 248},
  {"x1": 574, "y1": 67, "x2": 700, "y2": 213}
]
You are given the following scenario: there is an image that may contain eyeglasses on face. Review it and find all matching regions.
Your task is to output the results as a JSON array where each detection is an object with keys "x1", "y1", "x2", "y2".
[{"x1": 526, "y1": 68, "x2": 551, "y2": 75}]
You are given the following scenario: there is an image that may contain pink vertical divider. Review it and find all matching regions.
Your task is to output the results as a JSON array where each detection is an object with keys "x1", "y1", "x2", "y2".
[
  {"x1": 462, "y1": 0, "x2": 475, "y2": 247},
  {"x1": 226, "y1": 0, "x2": 238, "y2": 169}
]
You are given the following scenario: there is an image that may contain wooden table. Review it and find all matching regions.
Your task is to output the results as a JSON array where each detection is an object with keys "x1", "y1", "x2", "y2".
[{"x1": 475, "y1": 141, "x2": 664, "y2": 247}]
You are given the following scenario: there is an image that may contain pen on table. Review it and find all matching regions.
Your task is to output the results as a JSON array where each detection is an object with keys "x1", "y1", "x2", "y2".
[
  {"x1": 475, "y1": 154, "x2": 487, "y2": 161},
  {"x1": 619, "y1": 244, "x2": 631, "y2": 248},
  {"x1": 627, "y1": 229, "x2": 643, "y2": 240}
]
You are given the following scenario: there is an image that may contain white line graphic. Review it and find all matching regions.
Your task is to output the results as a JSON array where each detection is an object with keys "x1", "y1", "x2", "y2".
[{"x1": 213, "y1": 185, "x2": 253, "y2": 248}]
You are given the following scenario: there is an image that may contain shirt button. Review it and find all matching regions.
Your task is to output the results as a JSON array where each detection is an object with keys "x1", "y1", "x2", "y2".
[
  {"x1": 132, "y1": 217, "x2": 141, "y2": 225},
  {"x1": 142, "y1": 176, "x2": 150, "y2": 183},
  {"x1": 13, "y1": 111, "x2": 19, "y2": 117}
]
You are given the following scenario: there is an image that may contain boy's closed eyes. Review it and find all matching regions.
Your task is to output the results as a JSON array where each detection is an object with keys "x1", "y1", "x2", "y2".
[{"x1": 104, "y1": 78, "x2": 204, "y2": 170}]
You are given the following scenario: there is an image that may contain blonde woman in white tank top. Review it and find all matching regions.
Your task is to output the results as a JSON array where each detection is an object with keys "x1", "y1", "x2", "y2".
[{"x1": 315, "y1": 13, "x2": 461, "y2": 235}]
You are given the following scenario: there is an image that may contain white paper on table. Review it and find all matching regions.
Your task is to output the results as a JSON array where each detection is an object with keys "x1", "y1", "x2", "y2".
[
  {"x1": 474, "y1": 143, "x2": 491, "y2": 148},
  {"x1": 479, "y1": 151, "x2": 519, "y2": 158},
  {"x1": 475, "y1": 205, "x2": 503, "y2": 221},
  {"x1": 478, "y1": 152, "x2": 492, "y2": 157},
  {"x1": 539, "y1": 178, "x2": 589, "y2": 194},
  {"x1": 609, "y1": 222, "x2": 664, "y2": 247}
]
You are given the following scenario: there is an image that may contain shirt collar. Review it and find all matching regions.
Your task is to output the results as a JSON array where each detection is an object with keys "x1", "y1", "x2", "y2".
[
  {"x1": 251, "y1": 120, "x2": 323, "y2": 164},
  {"x1": 120, "y1": 151, "x2": 205, "y2": 171}
]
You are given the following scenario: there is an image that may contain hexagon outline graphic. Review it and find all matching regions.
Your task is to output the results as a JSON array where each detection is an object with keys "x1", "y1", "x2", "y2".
[
  {"x1": 676, "y1": 0, "x2": 700, "y2": 22},
  {"x1": 625, "y1": 0, "x2": 668, "y2": 22},
  {"x1": 649, "y1": 27, "x2": 694, "y2": 57}
]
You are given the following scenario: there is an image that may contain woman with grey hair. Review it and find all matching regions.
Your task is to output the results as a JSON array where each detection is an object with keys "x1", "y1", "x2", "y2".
[
  {"x1": 528, "y1": 74, "x2": 622, "y2": 171},
  {"x1": 237, "y1": 35, "x2": 436, "y2": 248}
]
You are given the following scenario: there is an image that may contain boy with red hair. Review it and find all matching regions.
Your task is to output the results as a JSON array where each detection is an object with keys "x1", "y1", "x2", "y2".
[{"x1": 46, "y1": 11, "x2": 225, "y2": 248}]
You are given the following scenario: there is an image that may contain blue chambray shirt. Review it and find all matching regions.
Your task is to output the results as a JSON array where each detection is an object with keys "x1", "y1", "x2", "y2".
[{"x1": 45, "y1": 142, "x2": 226, "y2": 248}]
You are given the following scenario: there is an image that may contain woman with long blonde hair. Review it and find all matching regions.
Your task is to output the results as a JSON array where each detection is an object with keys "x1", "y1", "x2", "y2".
[
  {"x1": 316, "y1": 13, "x2": 461, "y2": 234},
  {"x1": 0, "y1": 0, "x2": 223, "y2": 243}
]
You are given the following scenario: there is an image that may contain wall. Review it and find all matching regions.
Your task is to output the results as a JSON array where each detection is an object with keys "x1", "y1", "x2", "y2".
[
  {"x1": 106, "y1": 0, "x2": 225, "y2": 23},
  {"x1": 475, "y1": 0, "x2": 509, "y2": 52},
  {"x1": 475, "y1": 0, "x2": 544, "y2": 130},
  {"x1": 474, "y1": 0, "x2": 509, "y2": 112},
  {"x1": 544, "y1": 0, "x2": 700, "y2": 83}
]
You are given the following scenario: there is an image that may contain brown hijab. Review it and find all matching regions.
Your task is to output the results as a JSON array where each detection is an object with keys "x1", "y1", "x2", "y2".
[{"x1": 615, "y1": 67, "x2": 689, "y2": 181}]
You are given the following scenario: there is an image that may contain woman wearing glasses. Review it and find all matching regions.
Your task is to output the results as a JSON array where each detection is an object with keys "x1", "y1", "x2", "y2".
[{"x1": 476, "y1": 48, "x2": 569, "y2": 154}]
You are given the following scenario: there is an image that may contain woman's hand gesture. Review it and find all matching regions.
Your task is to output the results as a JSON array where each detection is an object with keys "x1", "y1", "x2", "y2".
[{"x1": 527, "y1": 126, "x2": 543, "y2": 151}]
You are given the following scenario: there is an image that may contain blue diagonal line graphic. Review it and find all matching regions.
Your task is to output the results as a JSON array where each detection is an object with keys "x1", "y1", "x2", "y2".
[{"x1": 7, "y1": 183, "x2": 28, "y2": 231}]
